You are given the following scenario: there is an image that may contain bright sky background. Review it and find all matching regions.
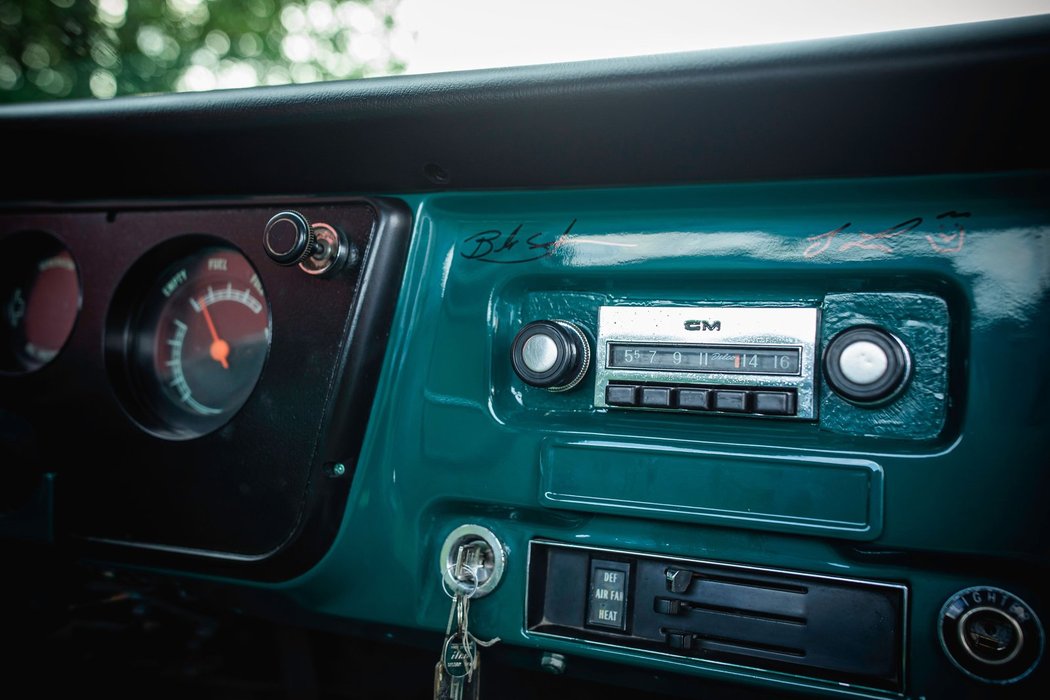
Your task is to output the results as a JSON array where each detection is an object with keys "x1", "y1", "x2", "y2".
[{"x1": 395, "y1": 0, "x2": 1050, "y2": 74}]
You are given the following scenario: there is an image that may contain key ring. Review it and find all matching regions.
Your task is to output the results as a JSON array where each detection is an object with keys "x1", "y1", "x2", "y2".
[{"x1": 442, "y1": 563, "x2": 481, "y2": 599}]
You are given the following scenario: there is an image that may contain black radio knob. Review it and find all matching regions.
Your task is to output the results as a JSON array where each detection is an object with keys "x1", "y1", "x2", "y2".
[
  {"x1": 511, "y1": 320, "x2": 591, "y2": 392},
  {"x1": 824, "y1": 326, "x2": 911, "y2": 404}
]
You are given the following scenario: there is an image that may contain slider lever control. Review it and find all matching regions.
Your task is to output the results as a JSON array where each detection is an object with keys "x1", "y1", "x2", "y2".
[
  {"x1": 666, "y1": 631, "x2": 694, "y2": 650},
  {"x1": 665, "y1": 568, "x2": 695, "y2": 594},
  {"x1": 655, "y1": 598, "x2": 687, "y2": 616}
]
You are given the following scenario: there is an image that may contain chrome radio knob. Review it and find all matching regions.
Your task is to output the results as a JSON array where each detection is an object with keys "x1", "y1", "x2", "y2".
[
  {"x1": 824, "y1": 326, "x2": 910, "y2": 404},
  {"x1": 511, "y1": 320, "x2": 591, "y2": 392}
]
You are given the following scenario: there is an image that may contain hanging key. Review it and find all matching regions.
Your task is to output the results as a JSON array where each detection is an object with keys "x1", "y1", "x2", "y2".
[
  {"x1": 435, "y1": 586, "x2": 478, "y2": 700},
  {"x1": 435, "y1": 525, "x2": 507, "y2": 699},
  {"x1": 435, "y1": 564, "x2": 501, "y2": 700}
]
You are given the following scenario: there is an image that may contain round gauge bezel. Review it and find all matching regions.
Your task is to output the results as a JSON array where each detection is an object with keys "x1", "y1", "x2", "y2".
[
  {"x1": 0, "y1": 230, "x2": 83, "y2": 376},
  {"x1": 105, "y1": 236, "x2": 272, "y2": 441}
]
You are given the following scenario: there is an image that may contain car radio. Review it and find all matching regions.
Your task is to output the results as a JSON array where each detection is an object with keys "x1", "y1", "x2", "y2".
[{"x1": 593, "y1": 306, "x2": 820, "y2": 419}]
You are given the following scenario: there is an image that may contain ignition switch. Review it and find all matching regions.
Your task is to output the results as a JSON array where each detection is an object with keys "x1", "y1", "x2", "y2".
[{"x1": 439, "y1": 524, "x2": 506, "y2": 599}]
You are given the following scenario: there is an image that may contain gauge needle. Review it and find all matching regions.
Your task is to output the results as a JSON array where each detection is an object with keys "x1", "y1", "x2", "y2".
[{"x1": 199, "y1": 298, "x2": 230, "y2": 369}]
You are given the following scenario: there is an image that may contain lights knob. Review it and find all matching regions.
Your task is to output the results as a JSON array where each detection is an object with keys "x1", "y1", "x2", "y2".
[
  {"x1": 263, "y1": 210, "x2": 357, "y2": 277},
  {"x1": 824, "y1": 326, "x2": 910, "y2": 403},
  {"x1": 511, "y1": 320, "x2": 591, "y2": 392},
  {"x1": 263, "y1": 210, "x2": 316, "y2": 266}
]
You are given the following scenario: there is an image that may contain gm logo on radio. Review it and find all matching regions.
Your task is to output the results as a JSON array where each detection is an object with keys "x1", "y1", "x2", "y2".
[{"x1": 684, "y1": 319, "x2": 721, "y2": 331}]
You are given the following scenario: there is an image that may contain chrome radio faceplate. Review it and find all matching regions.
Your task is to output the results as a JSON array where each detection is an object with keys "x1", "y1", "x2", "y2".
[{"x1": 594, "y1": 306, "x2": 819, "y2": 419}]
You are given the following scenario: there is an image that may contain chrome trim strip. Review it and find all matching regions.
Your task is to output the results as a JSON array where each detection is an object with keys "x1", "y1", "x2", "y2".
[{"x1": 84, "y1": 536, "x2": 277, "y2": 562}]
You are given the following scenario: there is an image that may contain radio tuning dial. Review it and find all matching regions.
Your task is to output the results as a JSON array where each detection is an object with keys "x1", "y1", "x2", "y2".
[
  {"x1": 824, "y1": 326, "x2": 910, "y2": 404},
  {"x1": 511, "y1": 320, "x2": 591, "y2": 392}
]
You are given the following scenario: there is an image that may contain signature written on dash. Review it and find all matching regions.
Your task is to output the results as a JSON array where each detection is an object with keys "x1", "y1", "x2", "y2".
[
  {"x1": 802, "y1": 210, "x2": 971, "y2": 258},
  {"x1": 460, "y1": 219, "x2": 577, "y2": 263}
]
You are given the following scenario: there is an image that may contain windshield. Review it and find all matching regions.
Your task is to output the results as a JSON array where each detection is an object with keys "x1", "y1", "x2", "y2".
[{"x1": 2, "y1": 0, "x2": 1049, "y2": 103}]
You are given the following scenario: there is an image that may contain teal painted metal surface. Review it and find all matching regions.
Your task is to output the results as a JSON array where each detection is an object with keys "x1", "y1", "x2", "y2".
[
  {"x1": 540, "y1": 440, "x2": 884, "y2": 539},
  {"x1": 274, "y1": 172, "x2": 1049, "y2": 698}
]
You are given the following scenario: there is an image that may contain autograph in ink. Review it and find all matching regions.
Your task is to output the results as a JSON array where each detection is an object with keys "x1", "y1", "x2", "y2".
[
  {"x1": 803, "y1": 210, "x2": 971, "y2": 258},
  {"x1": 461, "y1": 219, "x2": 577, "y2": 263},
  {"x1": 926, "y1": 210, "x2": 969, "y2": 253}
]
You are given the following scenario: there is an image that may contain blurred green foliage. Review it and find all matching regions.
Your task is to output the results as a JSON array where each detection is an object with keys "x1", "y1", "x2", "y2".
[{"x1": 0, "y1": 0, "x2": 404, "y2": 103}]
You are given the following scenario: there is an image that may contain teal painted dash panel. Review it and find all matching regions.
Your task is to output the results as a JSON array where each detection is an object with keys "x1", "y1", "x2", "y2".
[{"x1": 540, "y1": 440, "x2": 883, "y2": 539}]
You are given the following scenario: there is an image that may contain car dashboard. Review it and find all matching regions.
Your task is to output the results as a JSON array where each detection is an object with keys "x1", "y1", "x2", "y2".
[{"x1": 2, "y1": 15, "x2": 1049, "y2": 700}]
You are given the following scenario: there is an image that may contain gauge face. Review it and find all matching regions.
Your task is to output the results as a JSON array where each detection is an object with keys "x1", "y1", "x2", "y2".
[
  {"x1": 1, "y1": 233, "x2": 81, "y2": 373},
  {"x1": 126, "y1": 246, "x2": 270, "y2": 438}
]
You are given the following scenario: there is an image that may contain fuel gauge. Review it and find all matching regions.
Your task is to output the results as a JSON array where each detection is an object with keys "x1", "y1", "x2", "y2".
[{"x1": 110, "y1": 242, "x2": 271, "y2": 439}]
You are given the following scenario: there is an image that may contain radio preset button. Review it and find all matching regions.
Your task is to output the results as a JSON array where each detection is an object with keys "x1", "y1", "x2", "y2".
[
  {"x1": 753, "y1": 391, "x2": 796, "y2": 415},
  {"x1": 640, "y1": 387, "x2": 673, "y2": 408},
  {"x1": 606, "y1": 384, "x2": 638, "y2": 406},
  {"x1": 714, "y1": 390, "x2": 749, "y2": 412},
  {"x1": 677, "y1": 388, "x2": 710, "y2": 411}
]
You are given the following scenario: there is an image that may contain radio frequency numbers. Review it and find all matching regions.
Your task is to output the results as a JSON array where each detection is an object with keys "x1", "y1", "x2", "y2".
[{"x1": 608, "y1": 343, "x2": 802, "y2": 375}]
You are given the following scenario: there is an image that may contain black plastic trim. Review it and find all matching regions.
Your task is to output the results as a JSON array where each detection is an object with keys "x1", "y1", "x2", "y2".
[{"x1": 2, "y1": 15, "x2": 1049, "y2": 201}]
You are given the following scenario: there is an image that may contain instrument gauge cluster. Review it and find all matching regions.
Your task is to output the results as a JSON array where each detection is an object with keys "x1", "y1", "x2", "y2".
[{"x1": 0, "y1": 199, "x2": 411, "y2": 577}]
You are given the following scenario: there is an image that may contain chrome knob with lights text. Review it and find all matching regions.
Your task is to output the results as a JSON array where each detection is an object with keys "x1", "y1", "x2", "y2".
[
  {"x1": 511, "y1": 320, "x2": 591, "y2": 392},
  {"x1": 939, "y1": 586, "x2": 1043, "y2": 684}
]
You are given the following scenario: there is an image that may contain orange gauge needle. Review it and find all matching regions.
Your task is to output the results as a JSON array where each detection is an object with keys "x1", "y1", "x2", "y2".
[{"x1": 199, "y1": 297, "x2": 230, "y2": 369}]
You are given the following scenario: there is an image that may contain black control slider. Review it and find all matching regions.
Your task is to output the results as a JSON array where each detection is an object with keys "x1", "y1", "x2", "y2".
[
  {"x1": 655, "y1": 598, "x2": 689, "y2": 616},
  {"x1": 511, "y1": 320, "x2": 591, "y2": 392},
  {"x1": 665, "y1": 568, "x2": 697, "y2": 594},
  {"x1": 263, "y1": 210, "x2": 357, "y2": 277}
]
